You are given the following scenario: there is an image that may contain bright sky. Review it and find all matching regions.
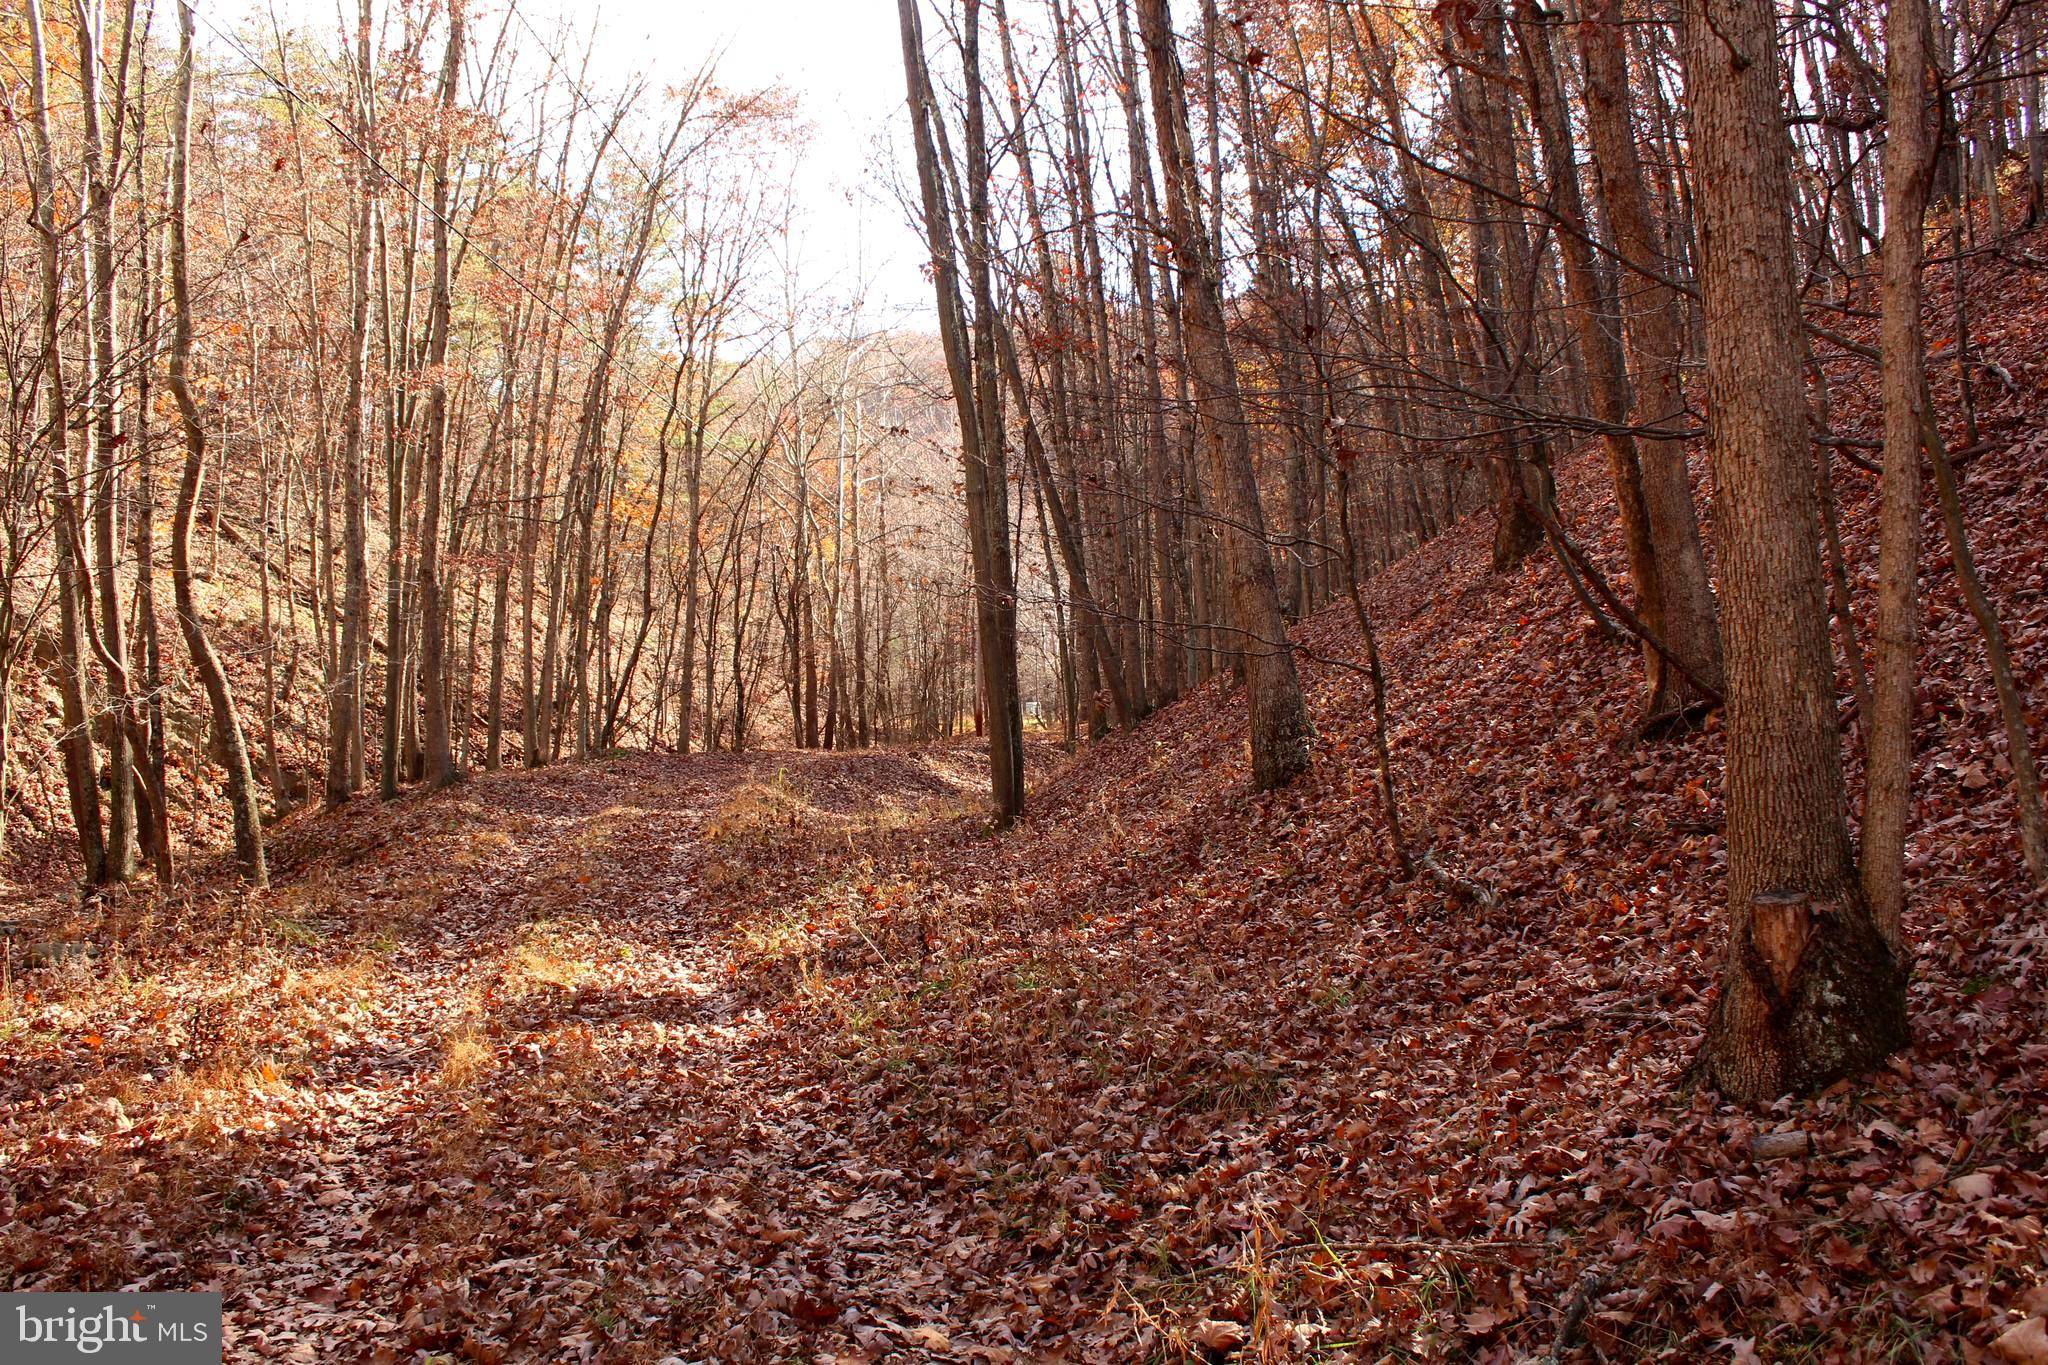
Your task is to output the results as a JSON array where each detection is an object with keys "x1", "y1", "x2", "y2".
[
  {"x1": 224, "y1": 0, "x2": 934, "y2": 330},
  {"x1": 606, "y1": 0, "x2": 931, "y2": 327}
]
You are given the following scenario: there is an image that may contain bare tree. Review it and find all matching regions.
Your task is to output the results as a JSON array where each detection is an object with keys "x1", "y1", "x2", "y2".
[
  {"x1": 168, "y1": 0, "x2": 266, "y2": 887},
  {"x1": 1135, "y1": 0, "x2": 1313, "y2": 790},
  {"x1": 898, "y1": 0, "x2": 1026, "y2": 822}
]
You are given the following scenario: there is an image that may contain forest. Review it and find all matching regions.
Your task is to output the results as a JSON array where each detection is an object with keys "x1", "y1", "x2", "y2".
[{"x1": 2, "y1": 0, "x2": 2046, "y2": 1356}]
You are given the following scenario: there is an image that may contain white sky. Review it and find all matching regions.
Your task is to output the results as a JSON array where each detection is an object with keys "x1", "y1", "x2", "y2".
[
  {"x1": 220, "y1": 0, "x2": 935, "y2": 330},
  {"x1": 604, "y1": 0, "x2": 932, "y2": 327}
]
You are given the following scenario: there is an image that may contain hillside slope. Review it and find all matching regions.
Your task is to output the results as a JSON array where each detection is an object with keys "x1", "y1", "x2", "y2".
[{"x1": 4, "y1": 235, "x2": 2047, "y2": 1361}]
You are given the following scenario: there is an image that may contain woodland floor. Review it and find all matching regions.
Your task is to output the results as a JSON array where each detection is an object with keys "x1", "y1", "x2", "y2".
[{"x1": 7, "y1": 240, "x2": 2048, "y2": 1361}]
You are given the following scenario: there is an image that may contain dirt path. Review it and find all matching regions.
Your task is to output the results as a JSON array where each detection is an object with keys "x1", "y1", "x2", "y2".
[
  {"x1": 4, "y1": 747, "x2": 1016, "y2": 1363},
  {"x1": 20, "y1": 670, "x2": 2040, "y2": 1363}
]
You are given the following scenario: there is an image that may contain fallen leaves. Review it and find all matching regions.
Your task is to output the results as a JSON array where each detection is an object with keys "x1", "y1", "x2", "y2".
[
  {"x1": 1190, "y1": 1317, "x2": 1249, "y2": 1352},
  {"x1": 1995, "y1": 1318, "x2": 2048, "y2": 1365},
  {"x1": 5, "y1": 227, "x2": 2048, "y2": 1361}
]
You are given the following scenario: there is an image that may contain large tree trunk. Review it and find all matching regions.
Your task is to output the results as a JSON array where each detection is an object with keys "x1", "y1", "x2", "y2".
[
  {"x1": 1682, "y1": 0, "x2": 1902, "y2": 1098},
  {"x1": 1136, "y1": 0, "x2": 1313, "y2": 790}
]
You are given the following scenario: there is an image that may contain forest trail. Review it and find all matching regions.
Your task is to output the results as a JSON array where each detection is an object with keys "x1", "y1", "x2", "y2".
[
  {"x1": 5, "y1": 746, "x2": 1026, "y2": 1360},
  {"x1": 10, "y1": 220, "x2": 2048, "y2": 1349},
  {"x1": 12, "y1": 0, "x2": 2048, "y2": 1352},
  {"x1": 240, "y1": 748, "x2": 996, "y2": 1352}
]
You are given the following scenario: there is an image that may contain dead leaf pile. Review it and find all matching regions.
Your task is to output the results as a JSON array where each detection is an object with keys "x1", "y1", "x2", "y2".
[{"x1": 3, "y1": 228, "x2": 2047, "y2": 1362}]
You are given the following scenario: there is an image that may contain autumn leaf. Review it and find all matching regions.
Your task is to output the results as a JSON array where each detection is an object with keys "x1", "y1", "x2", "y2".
[{"x1": 1993, "y1": 1319, "x2": 2048, "y2": 1365}]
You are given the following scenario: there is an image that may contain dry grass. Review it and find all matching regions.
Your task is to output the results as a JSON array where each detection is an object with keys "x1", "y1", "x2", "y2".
[
  {"x1": 702, "y1": 773, "x2": 810, "y2": 842},
  {"x1": 502, "y1": 920, "x2": 600, "y2": 998},
  {"x1": 439, "y1": 1020, "x2": 495, "y2": 1091},
  {"x1": 568, "y1": 805, "x2": 657, "y2": 851}
]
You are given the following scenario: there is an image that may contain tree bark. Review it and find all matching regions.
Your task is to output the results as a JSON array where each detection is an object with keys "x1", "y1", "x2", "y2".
[
  {"x1": 77, "y1": 0, "x2": 138, "y2": 880},
  {"x1": 1136, "y1": 0, "x2": 1314, "y2": 790},
  {"x1": 169, "y1": 1, "x2": 266, "y2": 887},
  {"x1": 1682, "y1": 0, "x2": 1902, "y2": 1098},
  {"x1": 415, "y1": 5, "x2": 464, "y2": 791},
  {"x1": 1556, "y1": 0, "x2": 1726, "y2": 715},
  {"x1": 328, "y1": 0, "x2": 376, "y2": 806},
  {"x1": 1861, "y1": 0, "x2": 1938, "y2": 949},
  {"x1": 898, "y1": 0, "x2": 1025, "y2": 822},
  {"x1": 25, "y1": 0, "x2": 109, "y2": 888}
]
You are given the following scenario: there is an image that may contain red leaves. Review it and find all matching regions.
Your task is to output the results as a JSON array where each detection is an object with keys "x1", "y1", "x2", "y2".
[
  {"x1": 1994, "y1": 1318, "x2": 2048, "y2": 1365},
  {"x1": 11, "y1": 228, "x2": 2048, "y2": 1357},
  {"x1": 788, "y1": 1293, "x2": 841, "y2": 1324}
]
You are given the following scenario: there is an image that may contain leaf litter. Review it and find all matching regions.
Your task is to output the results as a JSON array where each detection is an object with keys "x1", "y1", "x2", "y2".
[{"x1": 4, "y1": 240, "x2": 2048, "y2": 1362}]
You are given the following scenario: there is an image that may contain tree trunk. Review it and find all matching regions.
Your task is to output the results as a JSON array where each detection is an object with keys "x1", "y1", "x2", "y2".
[
  {"x1": 1515, "y1": 1, "x2": 1668, "y2": 702},
  {"x1": 1136, "y1": 0, "x2": 1313, "y2": 790},
  {"x1": 169, "y1": 1, "x2": 266, "y2": 887},
  {"x1": 25, "y1": 0, "x2": 108, "y2": 888},
  {"x1": 78, "y1": 0, "x2": 137, "y2": 880},
  {"x1": 328, "y1": 0, "x2": 376, "y2": 806},
  {"x1": 898, "y1": 0, "x2": 1025, "y2": 822},
  {"x1": 1861, "y1": 0, "x2": 1938, "y2": 949},
  {"x1": 1579, "y1": 0, "x2": 1724, "y2": 712},
  {"x1": 1682, "y1": 0, "x2": 1903, "y2": 1098},
  {"x1": 132, "y1": 158, "x2": 175, "y2": 884},
  {"x1": 414, "y1": 6, "x2": 464, "y2": 791}
]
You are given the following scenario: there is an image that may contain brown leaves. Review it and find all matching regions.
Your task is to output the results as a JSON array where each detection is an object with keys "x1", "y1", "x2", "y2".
[
  {"x1": 11, "y1": 228, "x2": 2048, "y2": 1357},
  {"x1": 1189, "y1": 1317, "x2": 1248, "y2": 1353},
  {"x1": 1995, "y1": 1318, "x2": 2048, "y2": 1365}
]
